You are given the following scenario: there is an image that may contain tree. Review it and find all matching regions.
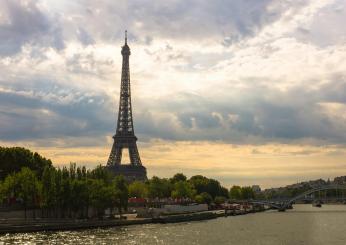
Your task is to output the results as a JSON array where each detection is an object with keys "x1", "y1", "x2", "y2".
[
  {"x1": 129, "y1": 181, "x2": 148, "y2": 198},
  {"x1": 148, "y1": 176, "x2": 172, "y2": 198},
  {"x1": 194, "y1": 195, "x2": 204, "y2": 204},
  {"x1": 219, "y1": 186, "x2": 229, "y2": 198},
  {"x1": 241, "y1": 186, "x2": 255, "y2": 200},
  {"x1": 70, "y1": 179, "x2": 89, "y2": 218},
  {"x1": 189, "y1": 175, "x2": 209, "y2": 194},
  {"x1": 1, "y1": 174, "x2": 17, "y2": 202},
  {"x1": 113, "y1": 175, "x2": 129, "y2": 216},
  {"x1": 189, "y1": 175, "x2": 228, "y2": 199},
  {"x1": 206, "y1": 179, "x2": 223, "y2": 199},
  {"x1": 0, "y1": 181, "x2": 4, "y2": 203},
  {"x1": 61, "y1": 171, "x2": 72, "y2": 218},
  {"x1": 170, "y1": 173, "x2": 187, "y2": 183},
  {"x1": 69, "y1": 163, "x2": 77, "y2": 180},
  {"x1": 89, "y1": 165, "x2": 112, "y2": 184},
  {"x1": 15, "y1": 168, "x2": 40, "y2": 219},
  {"x1": 54, "y1": 168, "x2": 63, "y2": 218},
  {"x1": 0, "y1": 147, "x2": 52, "y2": 180},
  {"x1": 230, "y1": 185, "x2": 242, "y2": 200},
  {"x1": 171, "y1": 181, "x2": 196, "y2": 199},
  {"x1": 41, "y1": 166, "x2": 57, "y2": 217},
  {"x1": 200, "y1": 192, "x2": 212, "y2": 205},
  {"x1": 89, "y1": 179, "x2": 112, "y2": 218}
]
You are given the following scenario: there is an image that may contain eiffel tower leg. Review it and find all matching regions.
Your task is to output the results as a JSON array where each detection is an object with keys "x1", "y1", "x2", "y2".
[
  {"x1": 107, "y1": 143, "x2": 122, "y2": 165},
  {"x1": 114, "y1": 146, "x2": 122, "y2": 165},
  {"x1": 129, "y1": 143, "x2": 142, "y2": 166}
]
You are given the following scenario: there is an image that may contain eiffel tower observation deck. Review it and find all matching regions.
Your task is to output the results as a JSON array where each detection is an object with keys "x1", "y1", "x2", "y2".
[{"x1": 106, "y1": 31, "x2": 147, "y2": 182}]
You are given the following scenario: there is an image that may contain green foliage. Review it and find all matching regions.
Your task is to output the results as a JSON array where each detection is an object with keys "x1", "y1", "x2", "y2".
[
  {"x1": 41, "y1": 166, "x2": 57, "y2": 210},
  {"x1": 229, "y1": 185, "x2": 255, "y2": 200},
  {"x1": 70, "y1": 179, "x2": 89, "y2": 216},
  {"x1": 189, "y1": 175, "x2": 228, "y2": 198},
  {"x1": 206, "y1": 179, "x2": 226, "y2": 198},
  {"x1": 189, "y1": 175, "x2": 209, "y2": 194},
  {"x1": 13, "y1": 167, "x2": 39, "y2": 208},
  {"x1": 0, "y1": 147, "x2": 52, "y2": 180},
  {"x1": 89, "y1": 165, "x2": 113, "y2": 184},
  {"x1": 129, "y1": 181, "x2": 148, "y2": 198},
  {"x1": 148, "y1": 176, "x2": 173, "y2": 198},
  {"x1": 229, "y1": 185, "x2": 242, "y2": 200},
  {"x1": 1, "y1": 173, "x2": 16, "y2": 199},
  {"x1": 240, "y1": 186, "x2": 255, "y2": 200},
  {"x1": 0, "y1": 147, "x2": 234, "y2": 219},
  {"x1": 170, "y1": 173, "x2": 187, "y2": 183},
  {"x1": 113, "y1": 175, "x2": 129, "y2": 214},
  {"x1": 1, "y1": 167, "x2": 40, "y2": 218},
  {"x1": 0, "y1": 161, "x2": 130, "y2": 219},
  {"x1": 171, "y1": 181, "x2": 196, "y2": 199},
  {"x1": 194, "y1": 194, "x2": 204, "y2": 204},
  {"x1": 89, "y1": 179, "x2": 114, "y2": 217},
  {"x1": 200, "y1": 192, "x2": 213, "y2": 205}
]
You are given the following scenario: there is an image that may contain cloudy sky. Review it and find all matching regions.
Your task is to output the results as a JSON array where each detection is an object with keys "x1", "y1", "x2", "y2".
[{"x1": 1, "y1": 0, "x2": 346, "y2": 188}]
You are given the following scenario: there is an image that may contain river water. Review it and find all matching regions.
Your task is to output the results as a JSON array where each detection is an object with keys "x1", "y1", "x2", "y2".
[{"x1": 1, "y1": 204, "x2": 346, "y2": 245}]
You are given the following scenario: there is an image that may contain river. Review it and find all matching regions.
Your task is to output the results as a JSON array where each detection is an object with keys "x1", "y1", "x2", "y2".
[{"x1": 1, "y1": 204, "x2": 346, "y2": 245}]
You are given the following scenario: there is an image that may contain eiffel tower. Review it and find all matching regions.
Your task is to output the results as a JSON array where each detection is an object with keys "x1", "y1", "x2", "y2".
[{"x1": 106, "y1": 31, "x2": 147, "y2": 181}]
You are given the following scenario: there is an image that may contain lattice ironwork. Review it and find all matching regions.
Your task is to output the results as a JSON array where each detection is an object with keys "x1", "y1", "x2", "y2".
[{"x1": 107, "y1": 31, "x2": 143, "y2": 167}]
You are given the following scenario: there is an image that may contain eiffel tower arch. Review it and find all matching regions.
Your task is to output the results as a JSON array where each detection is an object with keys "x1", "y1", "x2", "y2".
[{"x1": 106, "y1": 31, "x2": 147, "y2": 181}]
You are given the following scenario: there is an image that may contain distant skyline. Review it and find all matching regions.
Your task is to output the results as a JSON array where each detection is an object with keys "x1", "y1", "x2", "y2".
[{"x1": 1, "y1": 0, "x2": 346, "y2": 188}]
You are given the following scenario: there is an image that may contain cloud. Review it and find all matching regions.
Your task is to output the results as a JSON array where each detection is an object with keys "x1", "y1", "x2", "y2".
[
  {"x1": 0, "y1": 0, "x2": 64, "y2": 56},
  {"x1": 1, "y1": 0, "x2": 346, "y2": 187},
  {"x1": 0, "y1": 81, "x2": 113, "y2": 142},
  {"x1": 0, "y1": 0, "x2": 345, "y2": 147},
  {"x1": 1, "y1": 68, "x2": 346, "y2": 146}
]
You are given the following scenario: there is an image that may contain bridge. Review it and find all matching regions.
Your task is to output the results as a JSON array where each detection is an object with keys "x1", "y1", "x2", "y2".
[{"x1": 250, "y1": 184, "x2": 346, "y2": 211}]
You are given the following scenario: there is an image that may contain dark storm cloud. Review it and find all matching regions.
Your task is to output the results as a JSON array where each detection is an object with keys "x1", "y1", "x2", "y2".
[
  {"x1": 1, "y1": 74, "x2": 346, "y2": 146},
  {"x1": 0, "y1": 80, "x2": 114, "y2": 141},
  {"x1": 133, "y1": 77, "x2": 346, "y2": 144}
]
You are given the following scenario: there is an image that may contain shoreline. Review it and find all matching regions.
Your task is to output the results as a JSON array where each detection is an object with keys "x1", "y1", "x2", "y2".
[
  {"x1": 0, "y1": 209, "x2": 264, "y2": 235},
  {"x1": 0, "y1": 217, "x2": 151, "y2": 234}
]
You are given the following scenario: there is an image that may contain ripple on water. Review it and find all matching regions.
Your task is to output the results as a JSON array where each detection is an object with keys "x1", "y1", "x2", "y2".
[{"x1": 1, "y1": 205, "x2": 346, "y2": 245}]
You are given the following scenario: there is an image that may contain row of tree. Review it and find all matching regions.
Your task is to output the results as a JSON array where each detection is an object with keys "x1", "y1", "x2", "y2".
[
  {"x1": 127, "y1": 173, "x2": 229, "y2": 204},
  {"x1": 127, "y1": 173, "x2": 255, "y2": 205},
  {"x1": 0, "y1": 165, "x2": 256, "y2": 219},
  {"x1": 229, "y1": 185, "x2": 256, "y2": 200},
  {"x1": 0, "y1": 147, "x2": 257, "y2": 220},
  {"x1": 0, "y1": 164, "x2": 128, "y2": 219}
]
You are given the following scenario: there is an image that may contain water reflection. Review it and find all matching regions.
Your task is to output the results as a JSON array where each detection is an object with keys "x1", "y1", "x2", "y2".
[{"x1": 1, "y1": 205, "x2": 346, "y2": 245}]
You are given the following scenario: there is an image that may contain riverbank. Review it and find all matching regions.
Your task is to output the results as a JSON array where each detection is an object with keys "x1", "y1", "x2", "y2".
[
  {"x1": 0, "y1": 208, "x2": 266, "y2": 234},
  {"x1": 0, "y1": 216, "x2": 151, "y2": 234}
]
